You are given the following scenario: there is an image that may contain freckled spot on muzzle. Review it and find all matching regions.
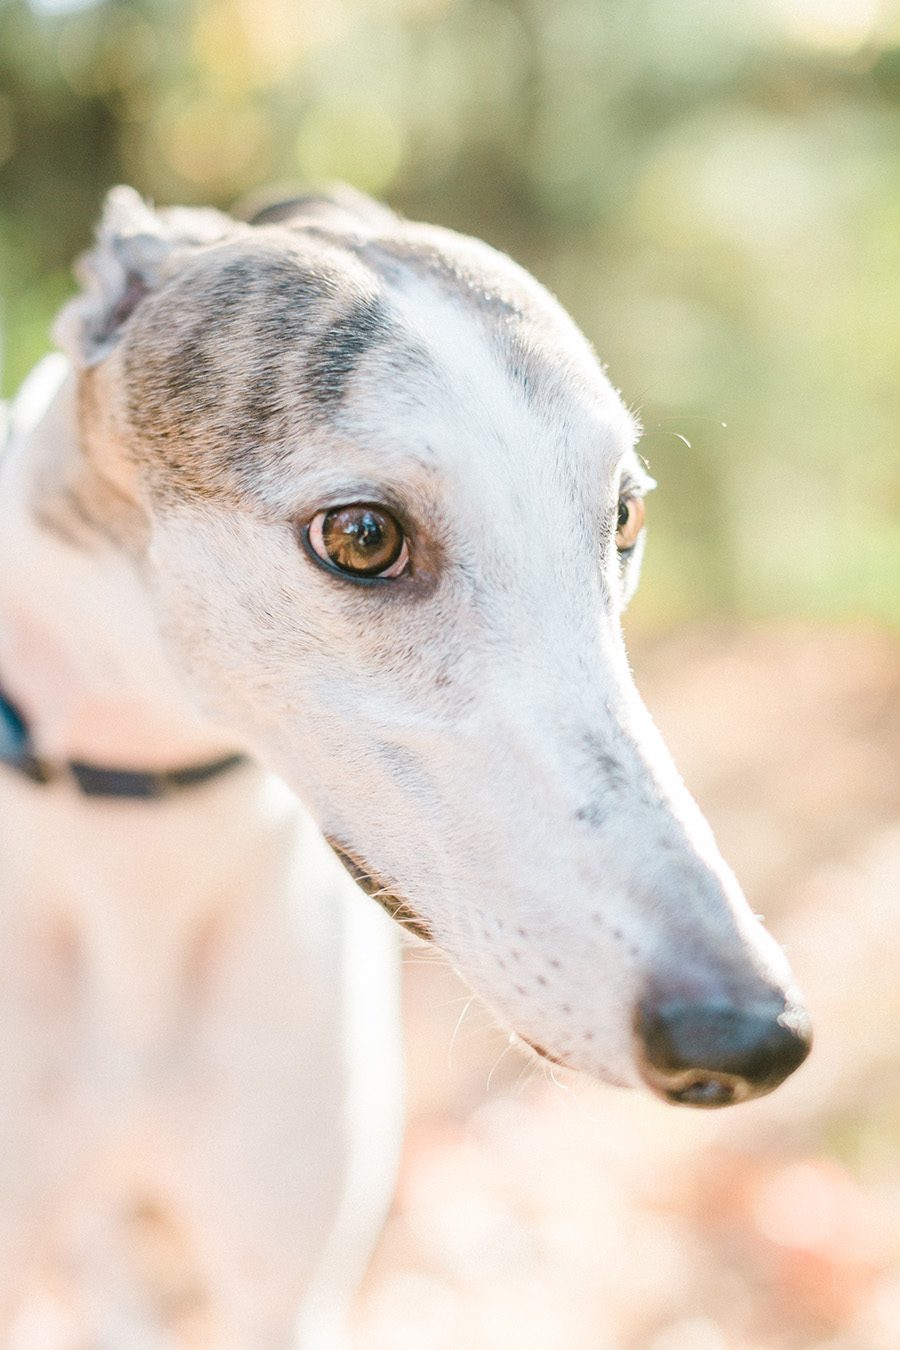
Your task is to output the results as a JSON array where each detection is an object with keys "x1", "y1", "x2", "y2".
[{"x1": 325, "y1": 837, "x2": 434, "y2": 943}]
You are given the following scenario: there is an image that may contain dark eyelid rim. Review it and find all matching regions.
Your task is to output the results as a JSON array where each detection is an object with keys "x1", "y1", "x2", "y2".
[{"x1": 298, "y1": 489, "x2": 415, "y2": 537}]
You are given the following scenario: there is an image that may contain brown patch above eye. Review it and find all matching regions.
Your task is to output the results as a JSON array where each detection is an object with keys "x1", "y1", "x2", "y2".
[{"x1": 616, "y1": 495, "x2": 645, "y2": 552}]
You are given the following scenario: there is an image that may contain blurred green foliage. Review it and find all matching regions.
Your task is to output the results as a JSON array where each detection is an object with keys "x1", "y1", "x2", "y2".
[{"x1": 1, "y1": 0, "x2": 898, "y2": 627}]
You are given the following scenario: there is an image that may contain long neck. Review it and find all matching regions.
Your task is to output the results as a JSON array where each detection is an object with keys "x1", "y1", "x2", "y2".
[{"x1": 0, "y1": 355, "x2": 239, "y2": 768}]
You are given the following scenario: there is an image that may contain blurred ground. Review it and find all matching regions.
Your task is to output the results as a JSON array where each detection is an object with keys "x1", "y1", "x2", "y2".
[{"x1": 353, "y1": 622, "x2": 900, "y2": 1350}]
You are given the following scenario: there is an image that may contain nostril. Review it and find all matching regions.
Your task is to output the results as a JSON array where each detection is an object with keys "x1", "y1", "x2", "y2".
[
  {"x1": 669, "y1": 1075, "x2": 741, "y2": 1108},
  {"x1": 635, "y1": 996, "x2": 812, "y2": 1108}
]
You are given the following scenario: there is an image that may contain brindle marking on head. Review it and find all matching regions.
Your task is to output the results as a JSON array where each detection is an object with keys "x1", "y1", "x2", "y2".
[
  {"x1": 118, "y1": 236, "x2": 400, "y2": 504},
  {"x1": 84, "y1": 192, "x2": 627, "y2": 523},
  {"x1": 125, "y1": 250, "x2": 325, "y2": 460},
  {"x1": 302, "y1": 295, "x2": 391, "y2": 413},
  {"x1": 326, "y1": 838, "x2": 434, "y2": 943},
  {"x1": 242, "y1": 219, "x2": 592, "y2": 420}
]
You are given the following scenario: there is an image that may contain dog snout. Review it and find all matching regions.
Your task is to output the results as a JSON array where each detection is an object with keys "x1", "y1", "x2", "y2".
[{"x1": 634, "y1": 994, "x2": 812, "y2": 1108}]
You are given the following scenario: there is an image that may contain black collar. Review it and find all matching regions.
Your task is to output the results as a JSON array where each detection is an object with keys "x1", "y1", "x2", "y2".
[{"x1": 0, "y1": 683, "x2": 245, "y2": 799}]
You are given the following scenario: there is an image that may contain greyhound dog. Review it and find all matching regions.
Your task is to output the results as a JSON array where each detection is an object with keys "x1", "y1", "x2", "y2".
[{"x1": 0, "y1": 186, "x2": 811, "y2": 1346}]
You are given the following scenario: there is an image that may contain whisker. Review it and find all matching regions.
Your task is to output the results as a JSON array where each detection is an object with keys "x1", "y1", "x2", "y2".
[
  {"x1": 433, "y1": 992, "x2": 479, "y2": 1012},
  {"x1": 549, "y1": 1063, "x2": 572, "y2": 1093},
  {"x1": 447, "y1": 995, "x2": 476, "y2": 1068},
  {"x1": 485, "y1": 1036, "x2": 518, "y2": 1093},
  {"x1": 512, "y1": 1057, "x2": 540, "y2": 1097},
  {"x1": 457, "y1": 1015, "x2": 506, "y2": 1045}
]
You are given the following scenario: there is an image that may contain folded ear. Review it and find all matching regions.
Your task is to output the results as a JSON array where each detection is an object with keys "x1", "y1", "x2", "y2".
[
  {"x1": 237, "y1": 181, "x2": 398, "y2": 234},
  {"x1": 54, "y1": 186, "x2": 236, "y2": 368}
]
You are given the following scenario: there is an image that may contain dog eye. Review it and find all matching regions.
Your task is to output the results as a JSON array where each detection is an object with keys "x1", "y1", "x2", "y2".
[
  {"x1": 306, "y1": 504, "x2": 409, "y2": 579},
  {"x1": 616, "y1": 495, "x2": 645, "y2": 552}
]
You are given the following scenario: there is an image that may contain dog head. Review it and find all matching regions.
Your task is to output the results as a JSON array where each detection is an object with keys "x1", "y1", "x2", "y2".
[{"x1": 58, "y1": 185, "x2": 811, "y2": 1105}]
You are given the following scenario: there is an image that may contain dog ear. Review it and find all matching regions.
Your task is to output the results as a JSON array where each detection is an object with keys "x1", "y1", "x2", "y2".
[
  {"x1": 237, "y1": 182, "x2": 398, "y2": 234},
  {"x1": 54, "y1": 186, "x2": 235, "y2": 368}
]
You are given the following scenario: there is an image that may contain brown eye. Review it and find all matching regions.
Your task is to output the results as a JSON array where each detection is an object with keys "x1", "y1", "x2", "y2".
[
  {"x1": 307, "y1": 504, "x2": 409, "y2": 579},
  {"x1": 616, "y1": 495, "x2": 645, "y2": 552}
]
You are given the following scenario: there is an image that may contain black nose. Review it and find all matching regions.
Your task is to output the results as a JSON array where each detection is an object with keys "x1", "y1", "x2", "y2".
[{"x1": 635, "y1": 997, "x2": 812, "y2": 1108}]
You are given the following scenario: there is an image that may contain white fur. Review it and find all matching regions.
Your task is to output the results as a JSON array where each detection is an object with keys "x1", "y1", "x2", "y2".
[
  {"x1": 0, "y1": 192, "x2": 806, "y2": 1343},
  {"x1": 0, "y1": 358, "x2": 402, "y2": 1346}
]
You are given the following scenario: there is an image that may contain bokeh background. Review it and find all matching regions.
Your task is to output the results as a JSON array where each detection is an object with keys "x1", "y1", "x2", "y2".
[{"x1": 1, "y1": 0, "x2": 898, "y2": 1346}]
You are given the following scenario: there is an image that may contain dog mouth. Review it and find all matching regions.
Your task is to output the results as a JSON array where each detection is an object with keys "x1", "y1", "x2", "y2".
[
  {"x1": 325, "y1": 843, "x2": 750, "y2": 1100},
  {"x1": 518, "y1": 1036, "x2": 571, "y2": 1069},
  {"x1": 325, "y1": 838, "x2": 435, "y2": 943}
]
